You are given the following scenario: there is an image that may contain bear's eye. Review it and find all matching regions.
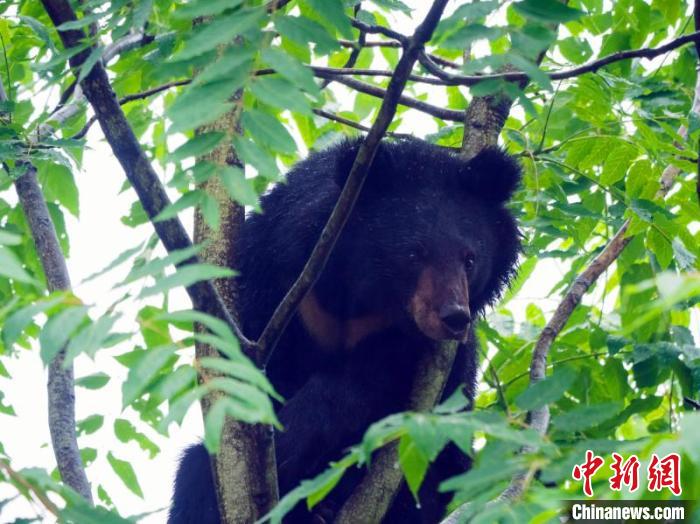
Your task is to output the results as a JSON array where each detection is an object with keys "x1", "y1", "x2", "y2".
[
  {"x1": 408, "y1": 247, "x2": 426, "y2": 263},
  {"x1": 464, "y1": 255, "x2": 475, "y2": 272}
]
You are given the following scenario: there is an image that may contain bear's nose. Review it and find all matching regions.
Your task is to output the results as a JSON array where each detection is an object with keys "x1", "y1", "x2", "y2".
[{"x1": 439, "y1": 304, "x2": 471, "y2": 336}]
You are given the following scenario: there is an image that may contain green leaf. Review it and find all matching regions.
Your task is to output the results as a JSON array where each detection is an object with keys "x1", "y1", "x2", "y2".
[
  {"x1": 114, "y1": 418, "x2": 160, "y2": 458},
  {"x1": 509, "y1": 53, "x2": 552, "y2": 91},
  {"x1": 200, "y1": 357, "x2": 280, "y2": 400},
  {"x1": 19, "y1": 15, "x2": 56, "y2": 51},
  {"x1": 76, "y1": 372, "x2": 110, "y2": 390},
  {"x1": 260, "y1": 48, "x2": 321, "y2": 98},
  {"x1": 220, "y1": 166, "x2": 261, "y2": 209},
  {"x1": 2, "y1": 296, "x2": 65, "y2": 348},
  {"x1": 64, "y1": 314, "x2": 124, "y2": 365},
  {"x1": 0, "y1": 247, "x2": 39, "y2": 286},
  {"x1": 442, "y1": 24, "x2": 502, "y2": 49},
  {"x1": 688, "y1": 111, "x2": 700, "y2": 138},
  {"x1": 203, "y1": 398, "x2": 228, "y2": 453},
  {"x1": 55, "y1": 12, "x2": 103, "y2": 30},
  {"x1": 0, "y1": 230, "x2": 23, "y2": 246},
  {"x1": 173, "y1": 0, "x2": 245, "y2": 19},
  {"x1": 250, "y1": 76, "x2": 312, "y2": 116},
  {"x1": 122, "y1": 345, "x2": 177, "y2": 407},
  {"x1": 151, "y1": 365, "x2": 197, "y2": 402},
  {"x1": 193, "y1": 46, "x2": 255, "y2": 87},
  {"x1": 672, "y1": 237, "x2": 696, "y2": 270},
  {"x1": 82, "y1": 242, "x2": 145, "y2": 283},
  {"x1": 77, "y1": 414, "x2": 104, "y2": 435},
  {"x1": 444, "y1": 1, "x2": 499, "y2": 21},
  {"x1": 551, "y1": 402, "x2": 622, "y2": 432},
  {"x1": 206, "y1": 377, "x2": 279, "y2": 425},
  {"x1": 170, "y1": 132, "x2": 226, "y2": 162},
  {"x1": 558, "y1": 37, "x2": 593, "y2": 64},
  {"x1": 39, "y1": 306, "x2": 88, "y2": 365},
  {"x1": 600, "y1": 144, "x2": 636, "y2": 186},
  {"x1": 107, "y1": 452, "x2": 144, "y2": 498},
  {"x1": 176, "y1": 7, "x2": 264, "y2": 60},
  {"x1": 138, "y1": 264, "x2": 234, "y2": 298},
  {"x1": 304, "y1": 0, "x2": 353, "y2": 38},
  {"x1": 398, "y1": 435, "x2": 429, "y2": 500},
  {"x1": 232, "y1": 135, "x2": 280, "y2": 179},
  {"x1": 154, "y1": 190, "x2": 203, "y2": 222},
  {"x1": 158, "y1": 388, "x2": 205, "y2": 432},
  {"x1": 38, "y1": 163, "x2": 80, "y2": 218},
  {"x1": 78, "y1": 46, "x2": 104, "y2": 83},
  {"x1": 122, "y1": 244, "x2": 202, "y2": 285},
  {"x1": 274, "y1": 15, "x2": 340, "y2": 55},
  {"x1": 513, "y1": 0, "x2": 585, "y2": 23},
  {"x1": 646, "y1": 228, "x2": 672, "y2": 269},
  {"x1": 242, "y1": 109, "x2": 297, "y2": 155},
  {"x1": 515, "y1": 366, "x2": 578, "y2": 411},
  {"x1": 200, "y1": 192, "x2": 220, "y2": 231},
  {"x1": 167, "y1": 85, "x2": 236, "y2": 133},
  {"x1": 158, "y1": 309, "x2": 237, "y2": 346}
]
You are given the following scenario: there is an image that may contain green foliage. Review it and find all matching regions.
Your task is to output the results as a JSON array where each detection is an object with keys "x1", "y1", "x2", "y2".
[{"x1": 0, "y1": 0, "x2": 699, "y2": 521}]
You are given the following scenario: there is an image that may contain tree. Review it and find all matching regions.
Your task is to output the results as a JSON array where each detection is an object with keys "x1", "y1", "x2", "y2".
[{"x1": 0, "y1": 0, "x2": 699, "y2": 522}]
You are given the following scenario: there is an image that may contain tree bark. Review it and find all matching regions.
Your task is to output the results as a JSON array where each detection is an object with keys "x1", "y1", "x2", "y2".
[
  {"x1": 14, "y1": 165, "x2": 93, "y2": 504},
  {"x1": 193, "y1": 90, "x2": 280, "y2": 521}
]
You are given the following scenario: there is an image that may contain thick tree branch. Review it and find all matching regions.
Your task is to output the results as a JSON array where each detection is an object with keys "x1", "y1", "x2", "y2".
[
  {"x1": 39, "y1": 0, "x2": 254, "y2": 357},
  {"x1": 191, "y1": 30, "x2": 278, "y2": 519},
  {"x1": 256, "y1": 0, "x2": 450, "y2": 361},
  {"x1": 335, "y1": 341, "x2": 459, "y2": 523},
  {"x1": 1, "y1": 79, "x2": 92, "y2": 504},
  {"x1": 14, "y1": 166, "x2": 94, "y2": 505}
]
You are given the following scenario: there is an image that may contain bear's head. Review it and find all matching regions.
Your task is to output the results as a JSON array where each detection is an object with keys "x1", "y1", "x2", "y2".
[{"x1": 313, "y1": 138, "x2": 521, "y2": 344}]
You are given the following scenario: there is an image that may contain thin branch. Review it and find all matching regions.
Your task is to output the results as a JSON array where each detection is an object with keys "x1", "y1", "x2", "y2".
[
  {"x1": 69, "y1": 70, "x2": 460, "y2": 142},
  {"x1": 418, "y1": 30, "x2": 700, "y2": 86},
  {"x1": 350, "y1": 17, "x2": 409, "y2": 45},
  {"x1": 321, "y1": 3, "x2": 365, "y2": 89},
  {"x1": 71, "y1": 79, "x2": 190, "y2": 140},
  {"x1": 40, "y1": 0, "x2": 255, "y2": 356},
  {"x1": 256, "y1": 64, "x2": 449, "y2": 85},
  {"x1": 338, "y1": 38, "x2": 461, "y2": 69},
  {"x1": 313, "y1": 108, "x2": 411, "y2": 138},
  {"x1": 256, "y1": 0, "x2": 451, "y2": 361},
  {"x1": 1, "y1": 78, "x2": 92, "y2": 504},
  {"x1": 0, "y1": 461, "x2": 61, "y2": 517},
  {"x1": 312, "y1": 73, "x2": 463, "y2": 121}
]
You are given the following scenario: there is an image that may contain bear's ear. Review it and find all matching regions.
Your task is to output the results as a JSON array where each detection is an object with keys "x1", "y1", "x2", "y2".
[
  {"x1": 462, "y1": 147, "x2": 521, "y2": 203},
  {"x1": 333, "y1": 138, "x2": 394, "y2": 188}
]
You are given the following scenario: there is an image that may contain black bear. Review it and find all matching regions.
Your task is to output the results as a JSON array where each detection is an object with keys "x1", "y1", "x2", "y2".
[{"x1": 169, "y1": 137, "x2": 521, "y2": 523}]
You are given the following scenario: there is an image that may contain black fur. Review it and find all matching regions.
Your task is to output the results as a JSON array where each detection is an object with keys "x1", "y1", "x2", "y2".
[{"x1": 169, "y1": 138, "x2": 521, "y2": 523}]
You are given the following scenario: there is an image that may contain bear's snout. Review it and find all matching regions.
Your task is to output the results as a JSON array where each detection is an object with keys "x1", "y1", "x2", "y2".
[
  {"x1": 439, "y1": 303, "x2": 471, "y2": 339},
  {"x1": 409, "y1": 266, "x2": 471, "y2": 342}
]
